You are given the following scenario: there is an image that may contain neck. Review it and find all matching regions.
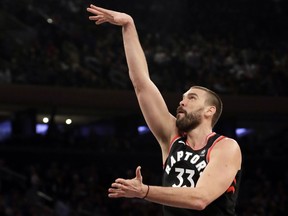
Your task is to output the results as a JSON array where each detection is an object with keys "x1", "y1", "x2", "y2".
[{"x1": 186, "y1": 126, "x2": 213, "y2": 150}]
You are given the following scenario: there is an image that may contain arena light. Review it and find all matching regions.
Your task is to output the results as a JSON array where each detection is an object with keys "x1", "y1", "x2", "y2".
[
  {"x1": 36, "y1": 124, "x2": 48, "y2": 135},
  {"x1": 235, "y1": 128, "x2": 253, "y2": 138},
  {"x1": 42, "y1": 117, "x2": 49, "y2": 123},
  {"x1": 138, "y1": 125, "x2": 150, "y2": 135},
  {"x1": 0, "y1": 120, "x2": 12, "y2": 141},
  {"x1": 65, "y1": 119, "x2": 72, "y2": 125},
  {"x1": 47, "y1": 18, "x2": 53, "y2": 24}
]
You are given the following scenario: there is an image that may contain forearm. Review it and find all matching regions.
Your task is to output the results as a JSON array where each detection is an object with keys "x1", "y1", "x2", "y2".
[
  {"x1": 144, "y1": 185, "x2": 207, "y2": 210},
  {"x1": 122, "y1": 20, "x2": 150, "y2": 89}
]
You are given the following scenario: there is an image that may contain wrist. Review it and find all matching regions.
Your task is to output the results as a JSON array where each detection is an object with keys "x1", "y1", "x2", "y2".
[
  {"x1": 142, "y1": 185, "x2": 150, "y2": 199},
  {"x1": 123, "y1": 17, "x2": 135, "y2": 30}
]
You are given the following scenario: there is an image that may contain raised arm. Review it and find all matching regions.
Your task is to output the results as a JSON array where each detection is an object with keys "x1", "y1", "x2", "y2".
[
  {"x1": 87, "y1": 5, "x2": 178, "y2": 159},
  {"x1": 121, "y1": 13, "x2": 177, "y2": 151}
]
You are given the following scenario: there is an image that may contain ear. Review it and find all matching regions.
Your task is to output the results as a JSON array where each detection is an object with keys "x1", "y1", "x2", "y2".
[{"x1": 205, "y1": 106, "x2": 216, "y2": 118}]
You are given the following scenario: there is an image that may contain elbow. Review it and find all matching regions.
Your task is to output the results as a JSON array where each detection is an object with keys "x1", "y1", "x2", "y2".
[
  {"x1": 133, "y1": 84, "x2": 143, "y2": 95},
  {"x1": 131, "y1": 79, "x2": 151, "y2": 95},
  {"x1": 194, "y1": 200, "x2": 209, "y2": 211},
  {"x1": 130, "y1": 78, "x2": 143, "y2": 93},
  {"x1": 188, "y1": 197, "x2": 211, "y2": 211},
  {"x1": 129, "y1": 71, "x2": 151, "y2": 92}
]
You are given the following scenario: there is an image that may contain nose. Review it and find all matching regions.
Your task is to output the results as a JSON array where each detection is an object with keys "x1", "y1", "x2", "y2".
[{"x1": 179, "y1": 98, "x2": 185, "y2": 106}]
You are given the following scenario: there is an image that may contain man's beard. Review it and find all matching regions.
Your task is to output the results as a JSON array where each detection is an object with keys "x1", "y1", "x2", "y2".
[{"x1": 176, "y1": 107, "x2": 203, "y2": 133}]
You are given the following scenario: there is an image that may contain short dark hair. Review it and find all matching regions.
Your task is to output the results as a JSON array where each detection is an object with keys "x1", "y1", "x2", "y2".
[{"x1": 191, "y1": 86, "x2": 223, "y2": 127}]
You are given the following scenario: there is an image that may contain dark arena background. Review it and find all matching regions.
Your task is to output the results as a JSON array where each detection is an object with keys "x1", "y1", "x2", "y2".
[{"x1": 0, "y1": 0, "x2": 288, "y2": 215}]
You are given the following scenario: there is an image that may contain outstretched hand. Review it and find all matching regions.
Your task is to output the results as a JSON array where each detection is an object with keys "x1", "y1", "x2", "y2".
[
  {"x1": 87, "y1": 4, "x2": 133, "y2": 26},
  {"x1": 108, "y1": 166, "x2": 148, "y2": 199}
]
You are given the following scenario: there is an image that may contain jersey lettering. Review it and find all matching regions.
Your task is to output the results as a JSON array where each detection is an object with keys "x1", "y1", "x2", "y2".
[{"x1": 165, "y1": 150, "x2": 207, "y2": 175}]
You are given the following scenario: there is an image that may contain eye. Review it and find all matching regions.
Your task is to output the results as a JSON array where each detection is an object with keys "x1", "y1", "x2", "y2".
[{"x1": 188, "y1": 95, "x2": 196, "y2": 100}]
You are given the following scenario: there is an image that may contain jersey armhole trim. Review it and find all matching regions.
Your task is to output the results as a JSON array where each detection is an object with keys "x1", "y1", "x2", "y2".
[
  {"x1": 169, "y1": 135, "x2": 181, "y2": 152},
  {"x1": 206, "y1": 135, "x2": 226, "y2": 162},
  {"x1": 163, "y1": 135, "x2": 182, "y2": 167}
]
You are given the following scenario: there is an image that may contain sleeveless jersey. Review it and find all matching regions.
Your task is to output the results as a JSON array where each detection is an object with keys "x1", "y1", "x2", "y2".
[{"x1": 162, "y1": 132, "x2": 241, "y2": 216}]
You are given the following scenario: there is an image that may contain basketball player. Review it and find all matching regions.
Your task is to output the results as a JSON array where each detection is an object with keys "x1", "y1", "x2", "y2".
[{"x1": 87, "y1": 4, "x2": 242, "y2": 216}]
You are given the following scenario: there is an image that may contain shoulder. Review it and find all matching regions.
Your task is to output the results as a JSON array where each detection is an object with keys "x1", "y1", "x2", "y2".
[
  {"x1": 210, "y1": 136, "x2": 241, "y2": 159},
  {"x1": 219, "y1": 136, "x2": 239, "y2": 146},
  {"x1": 210, "y1": 137, "x2": 242, "y2": 168},
  {"x1": 209, "y1": 134, "x2": 240, "y2": 153},
  {"x1": 215, "y1": 137, "x2": 241, "y2": 154}
]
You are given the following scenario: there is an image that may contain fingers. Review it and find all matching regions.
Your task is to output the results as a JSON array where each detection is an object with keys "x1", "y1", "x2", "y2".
[
  {"x1": 95, "y1": 19, "x2": 107, "y2": 25},
  {"x1": 88, "y1": 15, "x2": 102, "y2": 21},
  {"x1": 108, "y1": 186, "x2": 124, "y2": 198},
  {"x1": 111, "y1": 182, "x2": 126, "y2": 189},
  {"x1": 87, "y1": 8, "x2": 102, "y2": 15},
  {"x1": 135, "y1": 166, "x2": 143, "y2": 180},
  {"x1": 108, "y1": 181, "x2": 127, "y2": 198},
  {"x1": 90, "y1": 4, "x2": 110, "y2": 13},
  {"x1": 108, "y1": 178, "x2": 127, "y2": 191},
  {"x1": 87, "y1": 4, "x2": 112, "y2": 16},
  {"x1": 87, "y1": 6, "x2": 113, "y2": 25},
  {"x1": 86, "y1": 6, "x2": 104, "y2": 15},
  {"x1": 115, "y1": 178, "x2": 126, "y2": 184},
  {"x1": 136, "y1": 166, "x2": 141, "y2": 174},
  {"x1": 89, "y1": 16, "x2": 107, "y2": 25}
]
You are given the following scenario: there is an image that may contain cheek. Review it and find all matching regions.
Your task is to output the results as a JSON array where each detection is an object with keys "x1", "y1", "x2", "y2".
[{"x1": 189, "y1": 105, "x2": 203, "y2": 112}]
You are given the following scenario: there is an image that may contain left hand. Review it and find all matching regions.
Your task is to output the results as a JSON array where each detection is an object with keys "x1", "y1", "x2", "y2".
[{"x1": 108, "y1": 166, "x2": 147, "y2": 199}]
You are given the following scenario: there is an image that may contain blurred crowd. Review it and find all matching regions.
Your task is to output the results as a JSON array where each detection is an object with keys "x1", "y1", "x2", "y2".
[
  {"x1": 0, "y1": 128, "x2": 288, "y2": 216},
  {"x1": 0, "y1": 0, "x2": 288, "y2": 95}
]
